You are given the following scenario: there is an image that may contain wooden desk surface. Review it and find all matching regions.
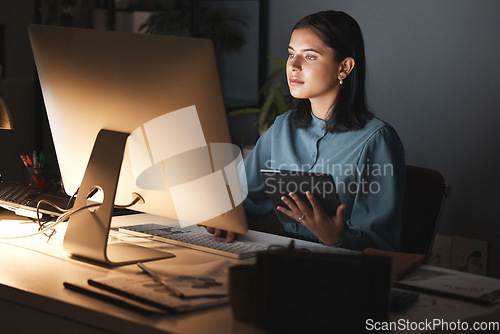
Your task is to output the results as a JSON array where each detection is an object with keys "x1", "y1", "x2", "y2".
[
  {"x1": 1, "y1": 211, "x2": 499, "y2": 333},
  {"x1": 0, "y1": 211, "x2": 344, "y2": 334}
]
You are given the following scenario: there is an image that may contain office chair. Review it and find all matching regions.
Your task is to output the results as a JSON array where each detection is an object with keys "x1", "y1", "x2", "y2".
[{"x1": 401, "y1": 165, "x2": 451, "y2": 260}]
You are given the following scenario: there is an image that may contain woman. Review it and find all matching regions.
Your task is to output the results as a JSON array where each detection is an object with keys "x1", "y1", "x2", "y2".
[{"x1": 211, "y1": 10, "x2": 405, "y2": 251}]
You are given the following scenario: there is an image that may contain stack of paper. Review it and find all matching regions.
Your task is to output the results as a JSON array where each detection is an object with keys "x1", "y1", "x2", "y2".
[{"x1": 65, "y1": 259, "x2": 233, "y2": 313}]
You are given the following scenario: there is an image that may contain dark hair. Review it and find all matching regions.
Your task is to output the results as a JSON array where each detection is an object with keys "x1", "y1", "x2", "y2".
[{"x1": 289, "y1": 10, "x2": 372, "y2": 133}]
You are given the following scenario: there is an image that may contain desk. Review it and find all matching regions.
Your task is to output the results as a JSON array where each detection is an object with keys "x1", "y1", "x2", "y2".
[
  {"x1": 0, "y1": 211, "x2": 354, "y2": 334},
  {"x1": 1, "y1": 212, "x2": 499, "y2": 334}
]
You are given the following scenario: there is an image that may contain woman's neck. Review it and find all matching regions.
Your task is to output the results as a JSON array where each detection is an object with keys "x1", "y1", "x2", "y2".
[{"x1": 310, "y1": 97, "x2": 336, "y2": 120}]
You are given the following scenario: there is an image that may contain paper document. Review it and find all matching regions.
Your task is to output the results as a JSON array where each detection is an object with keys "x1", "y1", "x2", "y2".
[
  {"x1": 143, "y1": 259, "x2": 231, "y2": 298},
  {"x1": 396, "y1": 265, "x2": 500, "y2": 304},
  {"x1": 88, "y1": 259, "x2": 233, "y2": 313}
]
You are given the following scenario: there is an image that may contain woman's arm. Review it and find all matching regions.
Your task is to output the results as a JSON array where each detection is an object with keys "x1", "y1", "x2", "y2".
[
  {"x1": 277, "y1": 125, "x2": 405, "y2": 251},
  {"x1": 240, "y1": 138, "x2": 274, "y2": 220},
  {"x1": 338, "y1": 125, "x2": 405, "y2": 251},
  {"x1": 203, "y1": 118, "x2": 279, "y2": 242}
]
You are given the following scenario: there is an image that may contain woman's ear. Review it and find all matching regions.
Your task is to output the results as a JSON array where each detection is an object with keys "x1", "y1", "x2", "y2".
[{"x1": 338, "y1": 57, "x2": 355, "y2": 81}]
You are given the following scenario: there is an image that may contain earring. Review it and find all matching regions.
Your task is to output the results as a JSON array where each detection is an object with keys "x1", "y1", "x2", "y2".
[{"x1": 339, "y1": 75, "x2": 344, "y2": 85}]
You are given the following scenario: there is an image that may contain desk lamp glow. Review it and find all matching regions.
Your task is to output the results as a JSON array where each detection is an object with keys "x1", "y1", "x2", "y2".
[
  {"x1": 29, "y1": 25, "x2": 248, "y2": 266},
  {"x1": 0, "y1": 64, "x2": 14, "y2": 184},
  {"x1": 0, "y1": 65, "x2": 14, "y2": 130}
]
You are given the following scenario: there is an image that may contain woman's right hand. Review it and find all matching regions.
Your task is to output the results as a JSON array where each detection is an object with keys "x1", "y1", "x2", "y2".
[{"x1": 199, "y1": 225, "x2": 239, "y2": 243}]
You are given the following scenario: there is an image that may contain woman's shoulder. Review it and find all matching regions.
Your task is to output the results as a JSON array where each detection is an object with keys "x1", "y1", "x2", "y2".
[
  {"x1": 359, "y1": 117, "x2": 405, "y2": 158},
  {"x1": 340, "y1": 117, "x2": 403, "y2": 154},
  {"x1": 363, "y1": 116, "x2": 390, "y2": 131},
  {"x1": 360, "y1": 117, "x2": 400, "y2": 139},
  {"x1": 276, "y1": 109, "x2": 294, "y2": 122},
  {"x1": 267, "y1": 110, "x2": 294, "y2": 131}
]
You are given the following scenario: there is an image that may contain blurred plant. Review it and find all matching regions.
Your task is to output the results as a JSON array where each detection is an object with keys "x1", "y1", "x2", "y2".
[
  {"x1": 139, "y1": 5, "x2": 247, "y2": 53},
  {"x1": 42, "y1": 0, "x2": 94, "y2": 27},
  {"x1": 229, "y1": 56, "x2": 297, "y2": 134}
]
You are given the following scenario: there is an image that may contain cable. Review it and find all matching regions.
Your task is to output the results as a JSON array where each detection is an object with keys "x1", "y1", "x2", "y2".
[
  {"x1": 0, "y1": 192, "x2": 144, "y2": 240},
  {"x1": 33, "y1": 198, "x2": 72, "y2": 241},
  {"x1": 0, "y1": 202, "x2": 100, "y2": 240},
  {"x1": 114, "y1": 192, "x2": 145, "y2": 208}
]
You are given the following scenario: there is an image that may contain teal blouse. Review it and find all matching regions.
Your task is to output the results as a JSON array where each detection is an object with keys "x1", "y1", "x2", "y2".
[{"x1": 242, "y1": 110, "x2": 405, "y2": 251}]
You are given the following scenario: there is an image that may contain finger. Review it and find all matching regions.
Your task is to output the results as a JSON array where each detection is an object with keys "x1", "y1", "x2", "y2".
[
  {"x1": 226, "y1": 231, "x2": 239, "y2": 243},
  {"x1": 281, "y1": 195, "x2": 299, "y2": 213},
  {"x1": 280, "y1": 195, "x2": 306, "y2": 221},
  {"x1": 276, "y1": 206, "x2": 305, "y2": 224},
  {"x1": 336, "y1": 204, "x2": 346, "y2": 222},
  {"x1": 213, "y1": 228, "x2": 223, "y2": 238},
  {"x1": 305, "y1": 191, "x2": 325, "y2": 214},
  {"x1": 206, "y1": 226, "x2": 215, "y2": 234},
  {"x1": 289, "y1": 192, "x2": 312, "y2": 215},
  {"x1": 277, "y1": 205, "x2": 298, "y2": 220}
]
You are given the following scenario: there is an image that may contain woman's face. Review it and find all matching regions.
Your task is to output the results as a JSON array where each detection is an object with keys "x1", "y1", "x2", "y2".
[{"x1": 287, "y1": 28, "x2": 340, "y2": 103}]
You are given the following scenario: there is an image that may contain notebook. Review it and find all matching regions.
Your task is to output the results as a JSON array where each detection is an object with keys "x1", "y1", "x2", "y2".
[
  {"x1": 66, "y1": 259, "x2": 233, "y2": 313},
  {"x1": 395, "y1": 265, "x2": 500, "y2": 305}
]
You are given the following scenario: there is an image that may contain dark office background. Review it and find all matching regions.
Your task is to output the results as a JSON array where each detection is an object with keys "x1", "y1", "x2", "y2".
[{"x1": 1, "y1": 1, "x2": 499, "y2": 277}]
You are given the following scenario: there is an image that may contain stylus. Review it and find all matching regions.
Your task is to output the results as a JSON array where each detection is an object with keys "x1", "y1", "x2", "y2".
[{"x1": 137, "y1": 262, "x2": 184, "y2": 298}]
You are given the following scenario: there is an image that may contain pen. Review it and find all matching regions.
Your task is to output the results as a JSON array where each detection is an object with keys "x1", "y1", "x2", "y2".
[
  {"x1": 137, "y1": 262, "x2": 184, "y2": 298},
  {"x1": 39, "y1": 151, "x2": 45, "y2": 168},
  {"x1": 26, "y1": 155, "x2": 34, "y2": 167},
  {"x1": 20, "y1": 155, "x2": 29, "y2": 167},
  {"x1": 20, "y1": 154, "x2": 47, "y2": 189},
  {"x1": 33, "y1": 150, "x2": 38, "y2": 168}
]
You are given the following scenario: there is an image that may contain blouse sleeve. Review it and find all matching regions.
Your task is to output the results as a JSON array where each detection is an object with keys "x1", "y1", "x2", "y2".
[
  {"x1": 239, "y1": 129, "x2": 275, "y2": 220},
  {"x1": 336, "y1": 125, "x2": 406, "y2": 251}
]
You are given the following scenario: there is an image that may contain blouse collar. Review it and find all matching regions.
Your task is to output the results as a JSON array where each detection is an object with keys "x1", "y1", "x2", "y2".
[{"x1": 310, "y1": 111, "x2": 327, "y2": 135}]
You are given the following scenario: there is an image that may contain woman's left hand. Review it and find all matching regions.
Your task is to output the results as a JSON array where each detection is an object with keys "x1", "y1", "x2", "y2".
[{"x1": 277, "y1": 191, "x2": 346, "y2": 245}]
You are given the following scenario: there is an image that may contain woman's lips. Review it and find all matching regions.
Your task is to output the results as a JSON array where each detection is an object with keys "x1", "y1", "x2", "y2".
[{"x1": 289, "y1": 77, "x2": 304, "y2": 85}]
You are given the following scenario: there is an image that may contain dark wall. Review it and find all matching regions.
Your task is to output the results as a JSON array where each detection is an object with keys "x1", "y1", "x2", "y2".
[{"x1": 268, "y1": 0, "x2": 500, "y2": 278}]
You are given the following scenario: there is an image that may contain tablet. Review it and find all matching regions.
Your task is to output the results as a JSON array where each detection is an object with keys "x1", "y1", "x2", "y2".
[{"x1": 260, "y1": 169, "x2": 341, "y2": 222}]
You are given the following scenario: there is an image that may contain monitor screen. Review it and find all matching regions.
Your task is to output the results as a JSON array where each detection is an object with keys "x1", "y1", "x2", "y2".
[{"x1": 29, "y1": 25, "x2": 248, "y2": 264}]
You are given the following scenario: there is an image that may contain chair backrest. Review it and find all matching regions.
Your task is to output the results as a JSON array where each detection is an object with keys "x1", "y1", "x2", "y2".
[{"x1": 401, "y1": 165, "x2": 450, "y2": 260}]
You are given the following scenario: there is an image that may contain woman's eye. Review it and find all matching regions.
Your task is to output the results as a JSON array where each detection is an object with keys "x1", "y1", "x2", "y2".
[
  {"x1": 288, "y1": 53, "x2": 295, "y2": 59},
  {"x1": 306, "y1": 55, "x2": 316, "y2": 60}
]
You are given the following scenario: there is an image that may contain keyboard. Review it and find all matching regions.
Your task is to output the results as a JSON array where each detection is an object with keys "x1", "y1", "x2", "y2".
[
  {"x1": 0, "y1": 181, "x2": 72, "y2": 217},
  {"x1": 119, "y1": 224, "x2": 268, "y2": 259}
]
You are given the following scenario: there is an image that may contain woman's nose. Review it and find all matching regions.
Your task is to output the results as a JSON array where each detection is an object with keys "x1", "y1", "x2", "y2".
[{"x1": 288, "y1": 57, "x2": 301, "y2": 71}]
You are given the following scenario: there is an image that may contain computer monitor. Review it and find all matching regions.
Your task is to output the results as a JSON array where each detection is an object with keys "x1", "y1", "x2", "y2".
[{"x1": 28, "y1": 25, "x2": 248, "y2": 266}]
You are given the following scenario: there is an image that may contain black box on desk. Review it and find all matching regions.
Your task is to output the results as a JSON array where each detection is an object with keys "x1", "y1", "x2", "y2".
[{"x1": 252, "y1": 250, "x2": 392, "y2": 333}]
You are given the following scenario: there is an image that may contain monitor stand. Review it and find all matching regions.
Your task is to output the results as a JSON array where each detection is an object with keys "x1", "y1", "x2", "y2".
[{"x1": 63, "y1": 129, "x2": 174, "y2": 266}]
